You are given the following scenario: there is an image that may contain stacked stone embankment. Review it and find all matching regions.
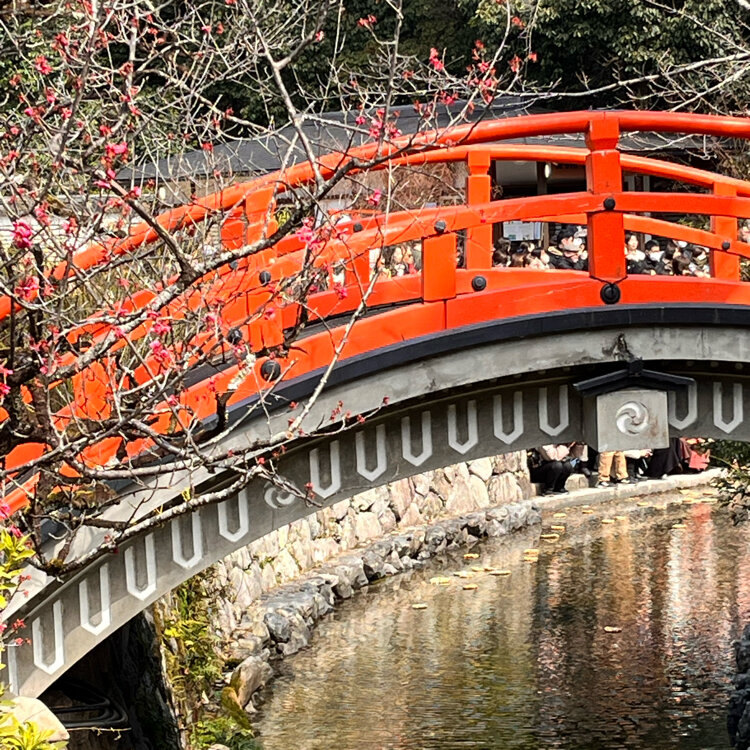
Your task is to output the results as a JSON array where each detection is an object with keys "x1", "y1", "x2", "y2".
[
  {"x1": 210, "y1": 453, "x2": 530, "y2": 649},
  {"x1": 168, "y1": 452, "x2": 532, "y2": 713},
  {"x1": 153, "y1": 457, "x2": 720, "y2": 720},
  {"x1": 222, "y1": 499, "x2": 541, "y2": 714}
]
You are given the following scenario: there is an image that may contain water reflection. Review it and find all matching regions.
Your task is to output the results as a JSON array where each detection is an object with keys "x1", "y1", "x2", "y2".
[{"x1": 256, "y1": 493, "x2": 750, "y2": 749}]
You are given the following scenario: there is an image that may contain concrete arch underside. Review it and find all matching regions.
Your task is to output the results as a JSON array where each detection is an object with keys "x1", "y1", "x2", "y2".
[{"x1": 8, "y1": 307, "x2": 750, "y2": 697}]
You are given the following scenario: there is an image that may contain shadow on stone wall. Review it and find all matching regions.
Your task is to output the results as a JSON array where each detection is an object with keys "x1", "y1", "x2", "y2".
[{"x1": 42, "y1": 611, "x2": 180, "y2": 750}]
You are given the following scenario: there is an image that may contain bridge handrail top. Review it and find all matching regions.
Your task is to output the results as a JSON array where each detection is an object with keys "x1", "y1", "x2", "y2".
[{"x1": 1, "y1": 108, "x2": 747, "y2": 324}]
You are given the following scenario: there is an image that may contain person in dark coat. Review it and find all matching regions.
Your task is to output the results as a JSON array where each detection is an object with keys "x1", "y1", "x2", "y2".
[
  {"x1": 548, "y1": 229, "x2": 587, "y2": 271},
  {"x1": 528, "y1": 445, "x2": 574, "y2": 495},
  {"x1": 644, "y1": 239, "x2": 672, "y2": 275},
  {"x1": 647, "y1": 438, "x2": 683, "y2": 478}
]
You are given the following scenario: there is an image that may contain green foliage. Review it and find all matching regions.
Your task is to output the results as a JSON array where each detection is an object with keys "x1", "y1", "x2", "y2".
[
  {"x1": 708, "y1": 440, "x2": 750, "y2": 467},
  {"x1": 0, "y1": 712, "x2": 66, "y2": 750},
  {"x1": 0, "y1": 529, "x2": 35, "y2": 611},
  {"x1": 190, "y1": 715, "x2": 260, "y2": 750},
  {"x1": 161, "y1": 573, "x2": 224, "y2": 703},
  {"x1": 0, "y1": 527, "x2": 37, "y2": 700},
  {"x1": 160, "y1": 572, "x2": 259, "y2": 750},
  {"x1": 715, "y1": 464, "x2": 750, "y2": 523},
  {"x1": 711, "y1": 441, "x2": 750, "y2": 523},
  {"x1": 0, "y1": 527, "x2": 64, "y2": 748},
  {"x1": 464, "y1": 0, "x2": 750, "y2": 111}
]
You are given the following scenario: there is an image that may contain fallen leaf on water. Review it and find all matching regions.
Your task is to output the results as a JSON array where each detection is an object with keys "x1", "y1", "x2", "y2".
[
  {"x1": 471, "y1": 566, "x2": 485, "y2": 573},
  {"x1": 412, "y1": 603, "x2": 428, "y2": 610},
  {"x1": 614, "y1": 515, "x2": 627, "y2": 521},
  {"x1": 553, "y1": 512, "x2": 567, "y2": 519},
  {"x1": 524, "y1": 548, "x2": 540, "y2": 555},
  {"x1": 601, "y1": 518, "x2": 615, "y2": 524},
  {"x1": 604, "y1": 626, "x2": 622, "y2": 633},
  {"x1": 463, "y1": 583, "x2": 478, "y2": 590},
  {"x1": 454, "y1": 570, "x2": 472, "y2": 578},
  {"x1": 637, "y1": 501, "x2": 650, "y2": 507},
  {"x1": 541, "y1": 533, "x2": 560, "y2": 541},
  {"x1": 523, "y1": 556, "x2": 538, "y2": 563},
  {"x1": 489, "y1": 569, "x2": 511, "y2": 576},
  {"x1": 463, "y1": 553, "x2": 479, "y2": 559},
  {"x1": 672, "y1": 523, "x2": 687, "y2": 529},
  {"x1": 550, "y1": 525, "x2": 566, "y2": 531},
  {"x1": 429, "y1": 576, "x2": 452, "y2": 585},
  {"x1": 581, "y1": 509, "x2": 594, "y2": 514}
]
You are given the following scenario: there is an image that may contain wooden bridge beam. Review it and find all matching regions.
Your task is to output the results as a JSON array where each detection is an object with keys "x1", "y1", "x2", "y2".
[
  {"x1": 711, "y1": 180, "x2": 740, "y2": 280},
  {"x1": 464, "y1": 151, "x2": 493, "y2": 270},
  {"x1": 585, "y1": 117, "x2": 626, "y2": 282}
]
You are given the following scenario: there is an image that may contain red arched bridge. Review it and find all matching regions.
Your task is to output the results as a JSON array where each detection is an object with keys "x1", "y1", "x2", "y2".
[{"x1": 5, "y1": 110, "x2": 750, "y2": 698}]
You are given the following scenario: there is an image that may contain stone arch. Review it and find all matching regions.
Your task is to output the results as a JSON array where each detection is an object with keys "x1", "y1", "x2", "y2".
[{"x1": 7, "y1": 317, "x2": 750, "y2": 697}]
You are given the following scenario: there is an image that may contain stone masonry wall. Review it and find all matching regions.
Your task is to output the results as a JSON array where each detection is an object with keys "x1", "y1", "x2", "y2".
[{"x1": 208, "y1": 452, "x2": 530, "y2": 644}]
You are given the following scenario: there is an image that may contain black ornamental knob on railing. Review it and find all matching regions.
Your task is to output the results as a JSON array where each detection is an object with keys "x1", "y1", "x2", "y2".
[
  {"x1": 603, "y1": 197, "x2": 616, "y2": 211},
  {"x1": 434, "y1": 219, "x2": 447, "y2": 234},
  {"x1": 226, "y1": 327, "x2": 243, "y2": 345},
  {"x1": 259, "y1": 270, "x2": 272, "y2": 285},
  {"x1": 260, "y1": 358, "x2": 282, "y2": 381},
  {"x1": 600, "y1": 283, "x2": 621, "y2": 305},
  {"x1": 471, "y1": 276, "x2": 487, "y2": 291}
]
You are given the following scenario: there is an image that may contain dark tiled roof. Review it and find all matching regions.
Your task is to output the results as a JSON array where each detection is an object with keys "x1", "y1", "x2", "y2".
[{"x1": 116, "y1": 99, "x2": 711, "y2": 184}]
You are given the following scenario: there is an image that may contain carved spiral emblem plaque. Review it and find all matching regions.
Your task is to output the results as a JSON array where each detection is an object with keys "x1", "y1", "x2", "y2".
[
  {"x1": 264, "y1": 483, "x2": 297, "y2": 509},
  {"x1": 615, "y1": 401, "x2": 649, "y2": 435}
]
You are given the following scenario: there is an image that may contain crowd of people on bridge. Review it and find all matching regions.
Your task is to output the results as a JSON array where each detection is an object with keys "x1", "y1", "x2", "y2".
[
  {"x1": 528, "y1": 439, "x2": 710, "y2": 496},
  {"x1": 367, "y1": 220, "x2": 750, "y2": 281},
  {"x1": 374, "y1": 243, "x2": 422, "y2": 278},
  {"x1": 489, "y1": 228, "x2": 721, "y2": 277}
]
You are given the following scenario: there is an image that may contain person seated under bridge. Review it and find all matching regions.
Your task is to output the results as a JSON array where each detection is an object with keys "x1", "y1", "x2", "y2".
[
  {"x1": 528, "y1": 444, "x2": 574, "y2": 495},
  {"x1": 596, "y1": 450, "x2": 632, "y2": 488},
  {"x1": 548, "y1": 229, "x2": 587, "y2": 271}
]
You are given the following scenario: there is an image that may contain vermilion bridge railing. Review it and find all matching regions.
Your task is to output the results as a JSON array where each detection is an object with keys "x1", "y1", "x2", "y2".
[{"x1": 5, "y1": 110, "x2": 750, "y2": 512}]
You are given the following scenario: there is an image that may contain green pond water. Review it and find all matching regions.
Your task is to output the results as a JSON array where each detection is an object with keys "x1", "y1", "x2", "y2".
[{"x1": 255, "y1": 491, "x2": 750, "y2": 749}]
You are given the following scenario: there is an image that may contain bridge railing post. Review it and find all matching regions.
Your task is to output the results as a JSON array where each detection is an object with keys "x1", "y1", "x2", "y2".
[
  {"x1": 346, "y1": 245, "x2": 371, "y2": 304},
  {"x1": 710, "y1": 180, "x2": 740, "y2": 280},
  {"x1": 422, "y1": 231, "x2": 457, "y2": 302},
  {"x1": 464, "y1": 151, "x2": 493, "y2": 269},
  {"x1": 585, "y1": 117, "x2": 626, "y2": 282}
]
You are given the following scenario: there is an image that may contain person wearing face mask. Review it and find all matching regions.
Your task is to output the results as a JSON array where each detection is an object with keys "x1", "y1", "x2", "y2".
[
  {"x1": 644, "y1": 239, "x2": 671, "y2": 275},
  {"x1": 548, "y1": 229, "x2": 587, "y2": 271}
]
